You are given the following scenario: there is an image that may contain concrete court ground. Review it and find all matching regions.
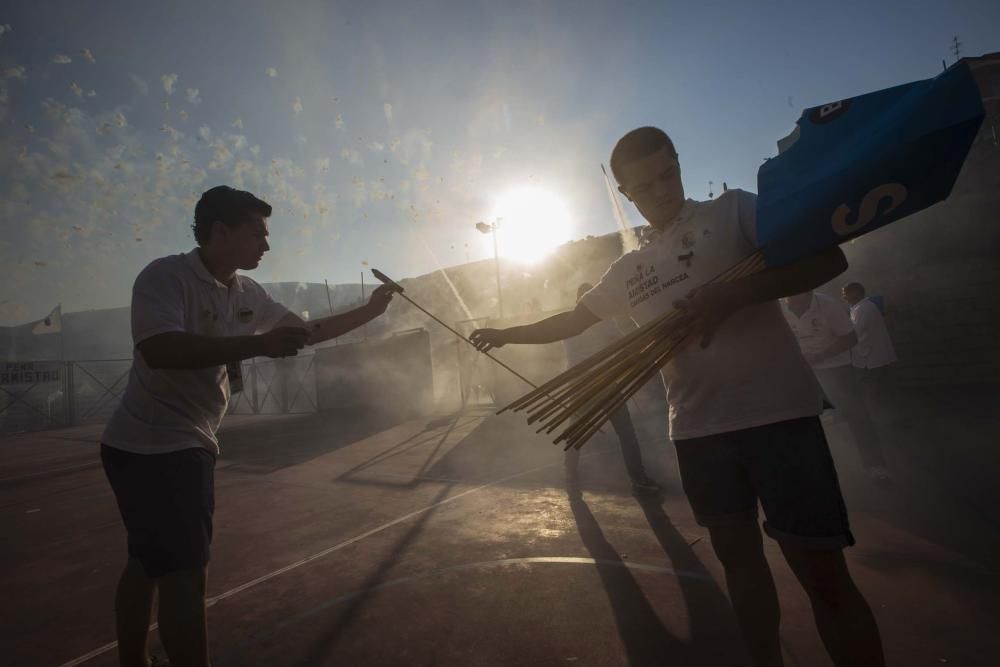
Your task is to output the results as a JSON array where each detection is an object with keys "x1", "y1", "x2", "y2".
[{"x1": 3, "y1": 399, "x2": 1000, "y2": 666}]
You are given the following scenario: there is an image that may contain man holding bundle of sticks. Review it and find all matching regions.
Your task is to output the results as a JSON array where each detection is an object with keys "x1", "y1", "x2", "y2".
[{"x1": 471, "y1": 127, "x2": 883, "y2": 667}]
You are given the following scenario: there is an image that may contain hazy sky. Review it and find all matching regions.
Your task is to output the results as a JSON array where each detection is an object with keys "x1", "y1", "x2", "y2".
[{"x1": 0, "y1": 0, "x2": 996, "y2": 324}]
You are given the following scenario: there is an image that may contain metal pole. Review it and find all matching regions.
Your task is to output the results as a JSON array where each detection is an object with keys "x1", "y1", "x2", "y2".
[
  {"x1": 371, "y1": 269, "x2": 532, "y2": 389},
  {"x1": 361, "y1": 270, "x2": 368, "y2": 342},
  {"x1": 324, "y1": 279, "x2": 338, "y2": 345},
  {"x1": 369, "y1": 268, "x2": 605, "y2": 435},
  {"x1": 492, "y1": 224, "x2": 503, "y2": 319}
]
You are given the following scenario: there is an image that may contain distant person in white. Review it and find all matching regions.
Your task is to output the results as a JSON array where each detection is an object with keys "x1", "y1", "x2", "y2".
[
  {"x1": 843, "y1": 282, "x2": 897, "y2": 371},
  {"x1": 782, "y1": 292, "x2": 889, "y2": 480},
  {"x1": 843, "y1": 282, "x2": 897, "y2": 418},
  {"x1": 100, "y1": 186, "x2": 395, "y2": 667},
  {"x1": 562, "y1": 282, "x2": 661, "y2": 495}
]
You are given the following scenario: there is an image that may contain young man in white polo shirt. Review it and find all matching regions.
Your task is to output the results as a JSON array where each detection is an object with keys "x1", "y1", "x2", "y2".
[
  {"x1": 782, "y1": 292, "x2": 889, "y2": 480},
  {"x1": 101, "y1": 186, "x2": 394, "y2": 667},
  {"x1": 471, "y1": 128, "x2": 883, "y2": 666}
]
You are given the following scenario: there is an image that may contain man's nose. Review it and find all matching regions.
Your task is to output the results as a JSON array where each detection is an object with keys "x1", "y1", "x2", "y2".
[{"x1": 652, "y1": 178, "x2": 672, "y2": 198}]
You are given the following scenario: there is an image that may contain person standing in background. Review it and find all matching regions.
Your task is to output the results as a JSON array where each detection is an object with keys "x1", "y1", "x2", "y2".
[
  {"x1": 782, "y1": 291, "x2": 890, "y2": 480},
  {"x1": 842, "y1": 282, "x2": 897, "y2": 413},
  {"x1": 562, "y1": 282, "x2": 662, "y2": 496}
]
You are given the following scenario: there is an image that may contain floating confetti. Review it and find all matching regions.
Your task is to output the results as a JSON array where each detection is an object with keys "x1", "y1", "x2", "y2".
[{"x1": 161, "y1": 73, "x2": 177, "y2": 94}]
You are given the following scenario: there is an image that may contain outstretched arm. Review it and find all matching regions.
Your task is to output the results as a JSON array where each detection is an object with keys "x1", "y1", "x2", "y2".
[
  {"x1": 138, "y1": 328, "x2": 309, "y2": 370},
  {"x1": 676, "y1": 246, "x2": 848, "y2": 347},
  {"x1": 275, "y1": 284, "x2": 394, "y2": 345},
  {"x1": 469, "y1": 302, "x2": 600, "y2": 353}
]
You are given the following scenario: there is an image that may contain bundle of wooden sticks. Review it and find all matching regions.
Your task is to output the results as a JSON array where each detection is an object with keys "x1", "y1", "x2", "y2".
[{"x1": 499, "y1": 251, "x2": 767, "y2": 450}]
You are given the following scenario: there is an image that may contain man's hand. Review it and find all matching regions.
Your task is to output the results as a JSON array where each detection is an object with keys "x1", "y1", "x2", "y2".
[
  {"x1": 469, "y1": 328, "x2": 509, "y2": 353},
  {"x1": 258, "y1": 326, "x2": 309, "y2": 358},
  {"x1": 673, "y1": 282, "x2": 747, "y2": 348},
  {"x1": 366, "y1": 284, "x2": 395, "y2": 315}
]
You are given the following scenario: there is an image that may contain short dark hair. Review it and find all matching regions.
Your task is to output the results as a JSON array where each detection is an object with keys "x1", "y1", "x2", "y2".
[
  {"x1": 192, "y1": 185, "x2": 272, "y2": 246},
  {"x1": 843, "y1": 281, "x2": 866, "y2": 295},
  {"x1": 610, "y1": 127, "x2": 678, "y2": 182}
]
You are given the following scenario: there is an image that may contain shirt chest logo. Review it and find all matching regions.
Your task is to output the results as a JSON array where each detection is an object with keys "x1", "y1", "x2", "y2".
[
  {"x1": 626, "y1": 263, "x2": 689, "y2": 307},
  {"x1": 237, "y1": 307, "x2": 254, "y2": 324}
]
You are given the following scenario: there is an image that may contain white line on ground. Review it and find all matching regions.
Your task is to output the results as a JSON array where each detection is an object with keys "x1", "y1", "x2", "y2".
[{"x1": 59, "y1": 451, "x2": 605, "y2": 666}]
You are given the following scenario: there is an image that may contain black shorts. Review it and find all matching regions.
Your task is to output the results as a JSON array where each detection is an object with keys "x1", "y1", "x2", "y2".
[
  {"x1": 674, "y1": 416, "x2": 855, "y2": 550},
  {"x1": 101, "y1": 444, "x2": 216, "y2": 578}
]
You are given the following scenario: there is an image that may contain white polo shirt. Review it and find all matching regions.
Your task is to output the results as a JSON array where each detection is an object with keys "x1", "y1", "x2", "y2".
[
  {"x1": 850, "y1": 298, "x2": 897, "y2": 369},
  {"x1": 580, "y1": 189, "x2": 823, "y2": 440},
  {"x1": 780, "y1": 292, "x2": 855, "y2": 369},
  {"x1": 101, "y1": 249, "x2": 290, "y2": 455}
]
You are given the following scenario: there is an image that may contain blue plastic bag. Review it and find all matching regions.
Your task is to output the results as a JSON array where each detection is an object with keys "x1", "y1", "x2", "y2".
[{"x1": 756, "y1": 62, "x2": 984, "y2": 267}]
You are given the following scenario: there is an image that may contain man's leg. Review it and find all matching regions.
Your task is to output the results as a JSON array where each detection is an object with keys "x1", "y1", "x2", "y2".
[
  {"x1": 707, "y1": 521, "x2": 783, "y2": 667},
  {"x1": 607, "y1": 404, "x2": 656, "y2": 486},
  {"x1": 779, "y1": 544, "x2": 884, "y2": 667},
  {"x1": 115, "y1": 557, "x2": 156, "y2": 667},
  {"x1": 815, "y1": 366, "x2": 887, "y2": 470},
  {"x1": 157, "y1": 566, "x2": 211, "y2": 667},
  {"x1": 750, "y1": 416, "x2": 884, "y2": 666},
  {"x1": 674, "y1": 433, "x2": 774, "y2": 665}
]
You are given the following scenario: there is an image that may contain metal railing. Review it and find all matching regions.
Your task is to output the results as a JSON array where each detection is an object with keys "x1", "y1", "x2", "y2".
[{"x1": 0, "y1": 355, "x2": 319, "y2": 436}]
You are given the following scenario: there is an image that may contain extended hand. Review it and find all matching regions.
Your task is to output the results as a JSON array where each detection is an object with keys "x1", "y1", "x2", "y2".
[
  {"x1": 367, "y1": 284, "x2": 395, "y2": 315},
  {"x1": 259, "y1": 326, "x2": 309, "y2": 358},
  {"x1": 469, "y1": 328, "x2": 508, "y2": 353},
  {"x1": 673, "y1": 283, "x2": 746, "y2": 348}
]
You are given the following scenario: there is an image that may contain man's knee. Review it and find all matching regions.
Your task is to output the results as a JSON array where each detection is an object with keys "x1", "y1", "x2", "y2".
[
  {"x1": 158, "y1": 566, "x2": 207, "y2": 600},
  {"x1": 708, "y1": 520, "x2": 765, "y2": 569}
]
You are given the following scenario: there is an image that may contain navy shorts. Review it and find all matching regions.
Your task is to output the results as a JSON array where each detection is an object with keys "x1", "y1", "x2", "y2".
[
  {"x1": 101, "y1": 444, "x2": 216, "y2": 578},
  {"x1": 674, "y1": 416, "x2": 855, "y2": 549}
]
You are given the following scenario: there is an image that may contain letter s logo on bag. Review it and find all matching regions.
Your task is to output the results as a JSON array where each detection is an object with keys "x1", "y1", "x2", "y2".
[{"x1": 831, "y1": 183, "x2": 908, "y2": 237}]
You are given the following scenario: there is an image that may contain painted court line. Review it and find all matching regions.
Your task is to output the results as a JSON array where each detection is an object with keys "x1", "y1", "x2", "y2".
[
  {"x1": 59, "y1": 454, "x2": 600, "y2": 666},
  {"x1": 272, "y1": 557, "x2": 714, "y2": 631}
]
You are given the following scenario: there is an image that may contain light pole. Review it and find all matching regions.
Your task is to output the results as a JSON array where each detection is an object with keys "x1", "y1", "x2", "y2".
[{"x1": 476, "y1": 219, "x2": 504, "y2": 319}]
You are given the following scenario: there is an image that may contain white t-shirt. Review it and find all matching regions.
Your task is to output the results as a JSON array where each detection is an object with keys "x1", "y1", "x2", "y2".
[
  {"x1": 850, "y1": 298, "x2": 897, "y2": 369},
  {"x1": 780, "y1": 293, "x2": 855, "y2": 369},
  {"x1": 101, "y1": 250, "x2": 290, "y2": 455},
  {"x1": 580, "y1": 189, "x2": 823, "y2": 440},
  {"x1": 563, "y1": 318, "x2": 623, "y2": 367}
]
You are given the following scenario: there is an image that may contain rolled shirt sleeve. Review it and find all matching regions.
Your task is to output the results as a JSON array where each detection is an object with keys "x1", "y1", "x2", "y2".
[
  {"x1": 579, "y1": 261, "x2": 628, "y2": 321},
  {"x1": 131, "y1": 261, "x2": 186, "y2": 345},
  {"x1": 244, "y1": 281, "x2": 292, "y2": 334}
]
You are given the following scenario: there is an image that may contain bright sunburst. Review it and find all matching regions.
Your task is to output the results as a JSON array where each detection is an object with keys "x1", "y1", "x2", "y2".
[{"x1": 485, "y1": 188, "x2": 572, "y2": 264}]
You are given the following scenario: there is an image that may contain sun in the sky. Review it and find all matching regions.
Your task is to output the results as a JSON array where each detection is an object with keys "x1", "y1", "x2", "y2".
[{"x1": 484, "y1": 187, "x2": 572, "y2": 264}]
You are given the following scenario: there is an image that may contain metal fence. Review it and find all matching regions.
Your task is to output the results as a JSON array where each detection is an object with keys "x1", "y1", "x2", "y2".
[
  {"x1": 227, "y1": 355, "x2": 317, "y2": 415},
  {"x1": 0, "y1": 355, "x2": 318, "y2": 436}
]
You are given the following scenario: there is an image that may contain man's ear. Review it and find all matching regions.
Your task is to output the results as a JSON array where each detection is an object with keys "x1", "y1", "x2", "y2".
[
  {"x1": 211, "y1": 220, "x2": 228, "y2": 243},
  {"x1": 617, "y1": 185, "x2": 633, "y2": 202}
]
